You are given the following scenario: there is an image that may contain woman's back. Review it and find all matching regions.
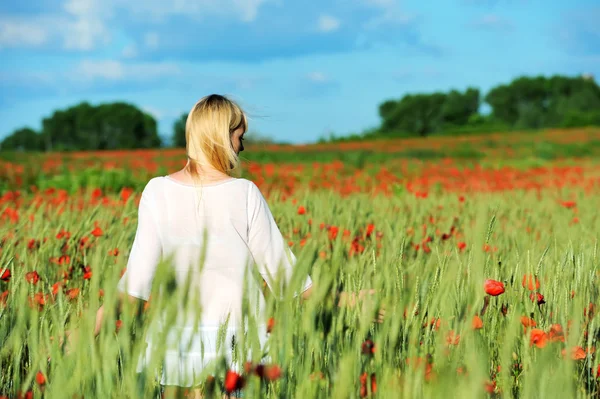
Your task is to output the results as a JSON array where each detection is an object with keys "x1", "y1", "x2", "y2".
[
  {"x1": 118, "y1": 175, "x2": 312, "y2": 386},
  {"x1": 118, "y1": 176, "x2": 309, "y2": 328}
]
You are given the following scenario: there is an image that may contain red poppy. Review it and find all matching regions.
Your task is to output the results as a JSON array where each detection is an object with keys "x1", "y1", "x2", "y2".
[
  {"x1": 52, "y1": 282, "x2": 62, "y2": 296},
  {"x1": 445, "y1": 330, "x2": 460, "y2": 346},
  {"x1": 0, "y1": 291, "x2": 8, "y2": 306},
  {"x1": 82, "y1": 266, "x2": 92, "y2": 280},
  {"x1": 328, "y1": 226, "x2": 339, "y2": 240},
  {"x1": 521, "y1": 316, "x2": 536, "y2": 333},
  {"x1": 530, "y1": 329, "x2": 548, "y2": 348},
  {"x1": 56, "y1": 229, "x2": 71, "y2": 240},
  {"x1": 484, "y1": 279, "x2": 505, "y2": 296},
  {"x1": 224, "y1": 370, "x2": 245, "y2": 394},
  {"x1": 297, "y1": 206, "x2": 306, "y2": 215},
  {"x1": 530, "y1": 292, "x2": 545, "y2": 305},
  {"x1": 257, "y1": 364, "x2": 282, "y2": 381},
  {"x1": 36, "y1": 371, "x2": 46, "y2": 386},
  {"x1": 91, "y1": 226, "x2": 103, "y2": 237},
  {"x1": 359, "y1": 372, "x2": 377, "y2": 398},
  {"x1": 66, "y1": 288, "x2": 80, "y2": 300},
  {"x1": 457, "y1": 242, "x2": 467, "y2": 251},
  {"x1": 361, "y1": 339, "x2": 376, "y2": 355},
  {"x1": 16, "y1": 391, "x2": 33, "y2": 399},
  {"x1": 548, "y1": 324, "x2": 565, "y2": 342},
  {"x1": 27, "y1": 239, "x2": 40, "y2": 250},
  {"x1": 0, "y1": 269, "x2": 10, "y2": 282},
  {"x1": 472, "y1": 315, "x2": 483, "y2": 330},
  {"x1": 26, "y1": 271, "x2": 40, "y2": 284},
  {"x1": 484, "y1": 380, "x2": 496, "y2": 394},
  {"x1": 569, "y1": 347, "x2": 586, "y2": 360},
  {"x1": 522, "y1": 274, "x2": 540, "y2": 291},
  {"x1": 267, "y1": 317, "x2": 275, "y2": 333}
]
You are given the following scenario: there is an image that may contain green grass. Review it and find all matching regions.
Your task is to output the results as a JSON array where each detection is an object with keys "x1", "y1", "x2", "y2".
[{"x1": 1, "y1": 180, "x2": 599, "y2": 398}]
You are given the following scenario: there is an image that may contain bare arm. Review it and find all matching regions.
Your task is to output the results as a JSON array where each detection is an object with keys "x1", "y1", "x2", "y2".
[{"x1": 94, "y1": 293, "x2": 146, "y2": 337}]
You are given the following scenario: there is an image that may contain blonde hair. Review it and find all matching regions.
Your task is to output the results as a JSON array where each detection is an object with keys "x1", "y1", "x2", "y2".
[{"x1": 185, "y1": 94, "x2": 248, "y2": 180}]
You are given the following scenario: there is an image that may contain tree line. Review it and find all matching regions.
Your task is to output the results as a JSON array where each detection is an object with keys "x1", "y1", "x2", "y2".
[
  {"x1": 1, "y1": 74, "x2": 599, "y2": 151},
  {"x1": 378, "y1": 74, "x2": 600, "y2": 137}
]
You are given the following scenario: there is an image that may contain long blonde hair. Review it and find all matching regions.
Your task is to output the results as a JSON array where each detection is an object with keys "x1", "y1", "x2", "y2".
[{"x1": 185, "y1": 94, "x2": 248, "y2": 180}]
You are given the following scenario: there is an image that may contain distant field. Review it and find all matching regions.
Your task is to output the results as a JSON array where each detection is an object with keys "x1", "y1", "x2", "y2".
[{"x1": 1, "y1": 127, "x2": 600, "y2": 195}]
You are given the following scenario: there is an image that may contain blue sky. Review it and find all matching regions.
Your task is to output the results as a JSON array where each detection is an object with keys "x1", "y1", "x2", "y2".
[{"x1": 1, "y1": 0, "x2": 599, "y2": 144}]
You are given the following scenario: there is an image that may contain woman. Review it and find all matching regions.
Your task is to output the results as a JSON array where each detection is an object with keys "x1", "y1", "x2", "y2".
[{"x1": 93, "y1": 94, "x2": 381, "y2": 398}]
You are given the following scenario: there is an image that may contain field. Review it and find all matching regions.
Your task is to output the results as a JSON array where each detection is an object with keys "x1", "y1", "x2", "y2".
[{"x1": 1, "y1": 128, "x2": 600, "y2": 398}]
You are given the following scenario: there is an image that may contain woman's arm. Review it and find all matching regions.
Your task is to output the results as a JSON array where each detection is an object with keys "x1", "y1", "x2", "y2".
[
  {"x1": 94, "y1": 293, "x2": 146, "y2": 337},
  {"x1": 300, "y1": 285, "x2": 385, "y2": 322}
]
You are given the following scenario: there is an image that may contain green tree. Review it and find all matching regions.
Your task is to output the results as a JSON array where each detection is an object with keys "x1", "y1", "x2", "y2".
[
  {"x1": 172, "y1": 113, "x2": 188, "y2": 148},
  {"x1": 485, "y1": 75, "x2": 600, "y2": 129},
  {"x1": 442, "y1": 88, "x2": 480, "y2": 126},
  {"x1": 381, "y1": 93, "x2": 447, "y2": 136},
  {"x1": 0, "y1": 127, "x2": 44, "y2": 151},
  {"x1": 40, "y1": 102, "x2": 161, "y2": 151}
]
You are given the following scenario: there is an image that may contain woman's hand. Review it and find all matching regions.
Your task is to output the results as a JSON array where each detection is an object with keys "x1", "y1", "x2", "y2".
[
  {"x1": 338, "y1": 289, "x2": 385, "y2": 323},
  {"x1": 301, "y1": 286, "x2": 385, "y2": 323},
  {"x1": 94, "y1": 304, "x2": 105, "y2": 337}
]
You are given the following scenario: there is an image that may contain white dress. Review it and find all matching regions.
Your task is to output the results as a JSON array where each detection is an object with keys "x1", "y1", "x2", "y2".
[{"x1": 117, "y1": 176, "x2": 313, "y2": 386}]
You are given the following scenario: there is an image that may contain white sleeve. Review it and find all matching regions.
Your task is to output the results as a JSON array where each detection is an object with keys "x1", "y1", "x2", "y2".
[
  {"x1": 247, "y1": 182, "x2": 312, "y2": 298},
  {"x1": 117, "y1": 181, "x2": 162, "y2": 301}
]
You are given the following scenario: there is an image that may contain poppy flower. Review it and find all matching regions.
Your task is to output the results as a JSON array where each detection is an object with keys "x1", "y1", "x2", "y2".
[
  {"x1": 0, "y1": 291, "x2": 8, "y2": 306},
  {"x1": 361, "y1": 339, "x2": 376, "y2": 355},
  {"x1": 91, "y1": 226, "x2": 103, "y2": 237},
  {"x1": 52, "y1": 282, "x2": 62, "y2": 296},
  {"x1": 529, "y1": 292, "x2": 545, "y2": 305},
  {"x1": 26, "y1": 271, "x2": 40, "y2": 284},
  {"x1": 66, "y1": 288, "x2": 79, "y2": 300},
  {"x1": 446, "y1": 330, "x2": 460, "y2": 346},
  {"x1": 36, "y1": 371, "x2": 46, "y2": 386},
  {"x1": 82, "y1": 266, "x2": 92, "y2": 280},
  {"x1": 27, "y1": 239, "x2": 40, "y2": 250},
  {"x1": 267, "y1": 317, "x2": 275, "y2": 333},
  {"x1": 457, "y1": 242, "x2": 467, "y2": 251},
  {"x1": 530, "y1": 329, "x2": 548, "y2": 348},
  {"x1": 522, "y1": 274, "x2": 540, "y2": 291},
  {"x1": 56, "y1": 229, "x2": 71, "y2": 240},
  {"x1": 0, "y1": 269, "x2": 10, "y2": 282},
  {"x1": 548, "y1": 324, "x2": 565, "y2": 342},
  {"x1": 569, "y1": 347, "x2": 586, "y2": 360},
  {"x1": 484, "y1": 380, "x2": 496, "y2": 394},
  {"x1": 472, "y1": 315, "x2": 483, "y2": 330},
  {"x1": 297, "y1": 206, "x2": 306, "y2": 215},
  {"x1": 521, "y1": 316, "x2": 536, "y2": 333},
  {"x1": 224, "y1": 370, "x2": 245, "y2": 394},
  {"x1": 484, "y1": 279, "x2": 505, "y2": 296},
  {"x1": 256, "y1": 364, "x2": 282, "y2": 381},
  {"x1": 115, "y1": 320, "x2": 123, "y2": 333},
  {"x1": 359, "y1": 372, "x2": 377, "y2": 398}
]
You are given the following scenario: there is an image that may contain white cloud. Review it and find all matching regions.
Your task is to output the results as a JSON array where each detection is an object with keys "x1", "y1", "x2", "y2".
[
  {"x1": 306, "y1": 71, "x2": 329, "y2": 83},
  {"x1": 317, "y1": 14, "x2": 341, "y2": 33},
  {"x1": 0, "y1": 18, "x2": 49, "y2": 48},
  {"x1": 62, "y1": 0, "x2": 111, "y2": 50},
  {"x1": 76, "y1": 60, "x2": 125, "y2": 80},
  {"x1": 73, "y1": 59, "x2": 181, "y2": 82},
  {"x1": 111, "y1": 0, "x2": 271, "y2": 22},
  {"x1": 1, "y1": 0, "x2": 272, "y2": 52},
  {"x1": 121, "y1": 43, "x2": 138, "y2": 58},
  {"x1": 361, "y1": 0, "x2": 415, "y2": 29}
]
